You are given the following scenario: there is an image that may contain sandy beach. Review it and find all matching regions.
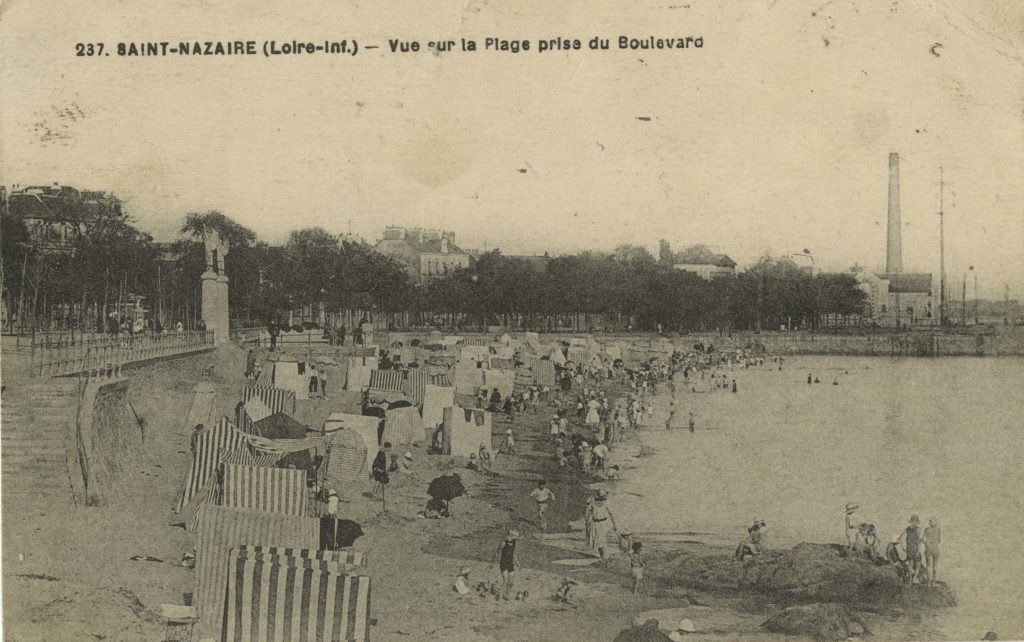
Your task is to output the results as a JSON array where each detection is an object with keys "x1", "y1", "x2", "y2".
[{"x1": 3, "y1": 340, "x2": 985, "y2": 641}]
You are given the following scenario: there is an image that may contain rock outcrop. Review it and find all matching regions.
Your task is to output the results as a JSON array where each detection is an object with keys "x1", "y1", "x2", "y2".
[
  {"x1": 761, "y1": 603, "x2": 866, "y2": 641},
  {"x1": 656, "y1": 543, "x2": 956, "y2": 612}
]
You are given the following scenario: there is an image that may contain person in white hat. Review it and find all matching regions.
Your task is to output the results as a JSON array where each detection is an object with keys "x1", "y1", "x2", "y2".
[
  {"x1": 668, "y1": 618, "x2": 697, "y2": 640},
  {"x1": 402, "y1": 451, "x2": 413, "y2": 471},
  {"x1": 326, "y1": 489, "x2": 339, "y2": 516}
]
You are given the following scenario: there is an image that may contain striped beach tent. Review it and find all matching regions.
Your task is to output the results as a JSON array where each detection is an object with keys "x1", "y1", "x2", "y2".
[
  {"x1": 323, "y1": 429, "x2": 370, "y2": 487},
  {"x1": 381, "y1": 403, "x2": 422, "y2": 445},
  {"x1": 185, "y1": 447, "x2": 280, "y2": 532},
  {"x1": 193, "y1": 504, "x2": 320, "y2": 641},
  {"x1": 242, "y1": 386, "x2": 297, "y2": 417},
  {"x1": 174, "y1": 418, "x2": 246, "y2": 513},
  {"x1": 323, "y1": 414, "x2": 379, "y2": 474},
  {"x1": 403, "y1": 369, "x2": 428, "y2": 405},
  {"x1": 223, "y1": 547, "x2": 371, "y2": 641},
  {"x1": 368, "y1": 369, "x2": 404, "y2": 395},
  {"x1": 233, "y1": 545, "x2": 367, "y2": 570},
  {"x1": 221, "y1": 463, "x2": 308, "y2": 517}
]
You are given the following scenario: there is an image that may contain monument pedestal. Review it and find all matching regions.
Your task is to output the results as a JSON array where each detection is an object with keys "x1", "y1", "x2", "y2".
[{"x1": 201, "y1": 270, "x2": 230, "y2": 345}]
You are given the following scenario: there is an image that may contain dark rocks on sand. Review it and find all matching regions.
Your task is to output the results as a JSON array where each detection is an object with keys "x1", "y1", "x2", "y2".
[
  {"x1": 761, "y1": 603, "x2": 866, "y2": 641},
  {"x1": 613, "y1": 619, "x2": 673, "y2": 642},
  {"x1": 661, "y1": 543, "x2": 956, "y2": 612}
]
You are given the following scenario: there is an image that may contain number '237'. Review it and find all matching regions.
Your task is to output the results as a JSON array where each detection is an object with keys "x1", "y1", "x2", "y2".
[{"x1": 75, "y1": 43, "x2": 105, "y2": 56}]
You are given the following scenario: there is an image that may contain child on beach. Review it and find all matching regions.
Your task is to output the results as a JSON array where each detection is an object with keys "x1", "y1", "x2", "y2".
[
  {"x1": 630, "y1": 542, "x2": 645, "y2": 595},
  {"x1": 454, "y1": 567, "x2": 472, "y2": 595},
  {"x1": 529, "y1": 479, "x2": 555, "y2": 532}
]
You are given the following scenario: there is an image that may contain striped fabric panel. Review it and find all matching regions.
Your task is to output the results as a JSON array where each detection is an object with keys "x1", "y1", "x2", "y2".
[
  {"x1": 368, "y1": 369, "x2": 404, "y2": 393},
  {"x1": 429, "y1": 373, "x2": 453, "y2": 387},
  {"x1": 221, "y1": 464, "x2": 307, "y2": 517},
  {"x1": 235, "y1": 545, "x2": 367, "y2": 569},
  {"x1": 192, "y1": 505, "x2": 320, "y2": 641},
  {"x1": 463, "y1": 337, "x2": 489, "y2": 347},
  {"x1": 323, "y1": 431, "x2": 368, "y2": 486},
  {"x1": 185, "y1": 480, "x2": 220, "y2": 533},
  {"x1": 403, "y1": 369, "x2": 428, "y2": 405},
  {"x1": 220, "y1": 445, "x2": 281, "y2": 468},
  {"x1": 242, "y1": 386, "x2": 297, "y2": 417},
  {"x1": 224, "y1": 550, "x2": 372, "y2": 642},
  {"x1": 174, "y1": 418, "x2": 245, "y2": 513},
  {"x1": 254, "y1": 367, "x2": 273, "y2": 387},
  {"x1": 567, "y1": 348, "x2": 591, "y2": 365}
]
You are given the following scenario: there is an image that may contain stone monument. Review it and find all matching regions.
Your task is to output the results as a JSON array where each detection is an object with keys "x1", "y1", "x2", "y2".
[{"x1": 200, "y1": 229, "x2": 230, "y2": 345}]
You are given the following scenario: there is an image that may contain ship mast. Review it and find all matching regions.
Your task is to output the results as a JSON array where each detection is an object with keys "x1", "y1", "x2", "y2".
[{"x1": 938, "y1": 165, "x2": 946, "y2": 326}]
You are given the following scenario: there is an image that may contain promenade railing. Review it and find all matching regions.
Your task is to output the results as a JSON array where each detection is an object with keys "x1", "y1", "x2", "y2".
[{"x1": 30, "y1": 330, "x2": 215, "y2": 378}]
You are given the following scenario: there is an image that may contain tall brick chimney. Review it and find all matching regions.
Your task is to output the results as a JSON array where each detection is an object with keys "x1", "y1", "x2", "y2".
[{"x1": 886, "y1": 152, "x2": 903, "y2": 273}]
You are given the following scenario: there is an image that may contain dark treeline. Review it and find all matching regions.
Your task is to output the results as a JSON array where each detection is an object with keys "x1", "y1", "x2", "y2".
[{"x1": 2, "y1": 203, "x2": 866, "y2": 333}]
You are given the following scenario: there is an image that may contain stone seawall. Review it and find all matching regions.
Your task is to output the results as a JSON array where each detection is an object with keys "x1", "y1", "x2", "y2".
[{"x1": 77, "y1": 378, "x2": 144, "y2": 504}]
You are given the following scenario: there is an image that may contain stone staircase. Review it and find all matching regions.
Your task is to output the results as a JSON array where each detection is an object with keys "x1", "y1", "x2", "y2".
[{"x1": 1, "y1": 378, "x2": 82, "y2": 505}]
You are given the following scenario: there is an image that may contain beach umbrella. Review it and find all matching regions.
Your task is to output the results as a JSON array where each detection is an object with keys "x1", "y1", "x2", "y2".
[
  {"x1": 319, "y1": 517, "x2": 364, "y2": 549},
  {"x1": 427, "y1": 474, "x2": 466, "y2": 502},
  {"x1": 362, "y1": 405, "x2": 387, "y2": 419}
]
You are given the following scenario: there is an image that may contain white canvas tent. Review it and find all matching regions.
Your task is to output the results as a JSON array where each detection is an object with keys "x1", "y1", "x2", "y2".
[
  {"x1": 421, "y1": 384, "x2": 456, "y2": 432},
  {"x1": 443, "y1": 406, "x2": 492, "y2": 458},
  {"x1": 271, "y1": 357, "x2": 309, "y2": 400}
]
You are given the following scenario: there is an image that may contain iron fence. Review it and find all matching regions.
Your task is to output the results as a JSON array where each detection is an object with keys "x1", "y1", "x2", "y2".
[{"x1": 31, "y1": 330, "x2": 215, "y2": 377}]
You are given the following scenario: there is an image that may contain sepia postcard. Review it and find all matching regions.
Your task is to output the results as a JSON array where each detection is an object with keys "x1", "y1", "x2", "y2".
[{"x1": 1, "y1": 1, "x2": 1022, "y2": 640}]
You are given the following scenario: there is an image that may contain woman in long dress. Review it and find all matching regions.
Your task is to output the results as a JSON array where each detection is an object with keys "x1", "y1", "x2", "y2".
[
  {"x1": 585, "y1": 398, "x2": 601, "y2": 426},
  {"x1": 588, "y1": 490, "x2": 617, "y2": 558}
]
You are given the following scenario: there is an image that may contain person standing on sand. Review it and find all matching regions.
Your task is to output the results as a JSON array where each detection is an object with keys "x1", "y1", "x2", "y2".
[
  {"x1": 845, "y1": 503, "x2": 860, "y2": 550},
  {"x1": 588, "y1": 489, "x2": 618, "y2": 559},
  {"x1": 493, "y1": 530, "x2": 520, "y2": 601},
  {"x1": 530, "y1": 480, "x2": 555, "y2": 532},
  {"x1": 478, "y1": 442, "x2": 493, "y2": 474},
  {"x1": 630, "y1": 541, "x2": 646, "y2": 595},
  {"x1": 308, "y1": 364, "x2": 319, "y2": 396},
  {"x1": 923, "y1": 517, "x2": 941, "y2": 583},
  {"x1": 371, "y1": 442, "x2": 391, "y2": 499},
  {"x1": 898, "y1": 515, "x2": 924, "y2": 584}
]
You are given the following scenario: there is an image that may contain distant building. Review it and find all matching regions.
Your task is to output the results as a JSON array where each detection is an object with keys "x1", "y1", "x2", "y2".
[
  {"x1": 852, "y1": 152, "x2": 935, "y2": 327},
  {"x1": 852, "y1": 266, "x2": 934, "y2": 326},
  {"x1": 673, "y1": 250, "x2": 736, "y2": 280},
  {"x1": 373, "y1": 227, "x2": 472, "y2": 281},
  {"x1": 5, "y1": 183, "x2": 115, "y2": 252}
]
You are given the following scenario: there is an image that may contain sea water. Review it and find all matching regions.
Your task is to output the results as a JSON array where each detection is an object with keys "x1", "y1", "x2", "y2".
[{"x1": 613, "y1": 356, "x2": 1024, "y2": 639}]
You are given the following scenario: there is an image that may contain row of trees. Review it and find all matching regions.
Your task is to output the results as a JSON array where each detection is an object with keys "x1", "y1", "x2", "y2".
[
  {"x1": 419, "y1": 247, "x2": 866, "y2": 331},
  {"x1": 1, "y1": 197, "x2": 866, "y2": 334}
]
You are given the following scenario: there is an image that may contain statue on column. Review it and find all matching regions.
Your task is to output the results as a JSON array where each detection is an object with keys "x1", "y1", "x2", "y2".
[{"x1": 202, "y1": 229, "x2": 230, "y2": 274}]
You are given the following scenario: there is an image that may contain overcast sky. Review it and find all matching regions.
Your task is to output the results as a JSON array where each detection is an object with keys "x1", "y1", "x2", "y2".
[{"x1": 2, "y1": 0, "x2": 1021, "y2": 298}]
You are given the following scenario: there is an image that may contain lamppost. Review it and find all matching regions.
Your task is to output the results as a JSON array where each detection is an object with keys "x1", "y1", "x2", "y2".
[{"x1": 970, "y1": 265, "x2": 977, "y2": 324}]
